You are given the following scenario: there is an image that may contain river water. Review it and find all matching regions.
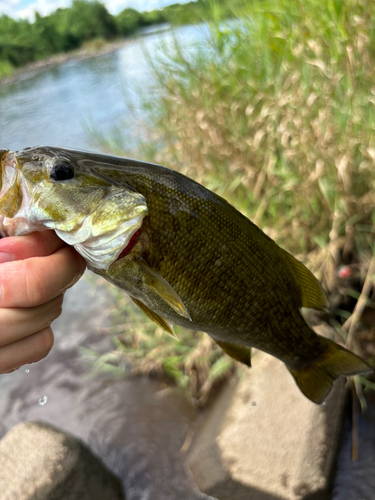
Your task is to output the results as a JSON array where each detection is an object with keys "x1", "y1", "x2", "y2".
[
  {"x1": 0, "y1": 24, "x2": 374, "y2": 500},
  {"x1": 0, "y1": 24, "x2": 206, "y2": 151}
]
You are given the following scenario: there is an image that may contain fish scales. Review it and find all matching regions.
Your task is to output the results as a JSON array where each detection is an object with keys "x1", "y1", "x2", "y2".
[
  {"x1": 113, "y1": 167, "x2": 313, "y2": 355},
  {"x1": 0, "y1": 146, "x2": 371, "y2": 403}
]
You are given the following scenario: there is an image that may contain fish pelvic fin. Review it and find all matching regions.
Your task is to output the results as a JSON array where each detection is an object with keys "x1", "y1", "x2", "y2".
[
  {"x1": 287, "y1": 336, "x2": 372, "y2": 404},
  {"x1": 131, "y1": 297, "x2": 179, "y2": 340},
  {"x1": 215, "y1": 340, "x2": 251, "y2": 367},
  {"x1": 280, "y1": 248, "x2": 328, "y2": 311}
]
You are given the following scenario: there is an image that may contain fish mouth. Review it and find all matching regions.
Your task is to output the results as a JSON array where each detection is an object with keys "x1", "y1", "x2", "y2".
[
  {"x1": 0, "y1": 149, "x2": 41, "y2": 237},
  {"x1": 0, "y1": 149, "x2": 23, "y2": 236},
  {"x1": 0, "y1": 149, "x2": 15, "y2": 184},
  {"x1": 0, "y1": 149, "x2": 9, "y2": 162},
  {"x1": 0, "y1": 150, "x2": 17, "y2": 192}
]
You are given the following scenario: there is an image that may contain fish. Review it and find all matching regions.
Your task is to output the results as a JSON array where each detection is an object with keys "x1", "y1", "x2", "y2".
[{"x1": 0, "y1": 146, "x2": 371, "y2": 403}]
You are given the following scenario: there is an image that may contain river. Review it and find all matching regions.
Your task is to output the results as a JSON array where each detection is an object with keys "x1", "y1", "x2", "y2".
[
  {"x1": 0, "y1": 23, "x2": 374, "y2": 500},
  {"x1": 0, "y1": 23, "x2": 207, "y2": 152}
]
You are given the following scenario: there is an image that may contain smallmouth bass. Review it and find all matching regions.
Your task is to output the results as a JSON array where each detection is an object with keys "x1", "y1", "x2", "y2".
[{"x1": 0, "y1": 146, "x2": 371, "y2": 403}]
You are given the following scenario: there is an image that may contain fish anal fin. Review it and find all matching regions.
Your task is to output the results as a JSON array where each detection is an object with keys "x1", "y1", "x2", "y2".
[
  {"x1": 280, "y1": 248, "x2": 328, "y2": 311},
  {"x1": 131, "y1": 297, "x2": 179, "y2": 340},
  {"x1": 287, "y1": 336, "x2": 372, "y2": 404},
  {"x1": 138, "y1": 261, "x2": 191, "y2": 320},
  {"x1": 215, "y1": 340, "x2": 252, "y2": 367}
]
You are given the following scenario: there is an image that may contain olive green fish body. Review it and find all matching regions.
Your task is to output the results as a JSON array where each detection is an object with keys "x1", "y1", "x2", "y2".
[
  {"x1": 0, "y1": 147, "x2": 371, "y2": 403},
  {"x1": 96, "y1": 162, "x2": 320, "y2": 366}
]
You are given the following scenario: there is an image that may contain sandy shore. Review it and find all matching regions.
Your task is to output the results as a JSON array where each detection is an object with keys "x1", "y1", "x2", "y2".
[{"x1": 0, "y1": 39, "x2": 131, "y2": 87}]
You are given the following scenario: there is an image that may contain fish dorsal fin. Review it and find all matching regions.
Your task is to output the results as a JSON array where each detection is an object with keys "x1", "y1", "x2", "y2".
[
  {"x1": 131, "y1": 297, "x2": 179, "y2": 340},
  {"x1": 138, "y1": 261, "x2": 192, "y2": 320},
  {"x1": 280, "y1": 248, "x2": 328, "y2": 311},
  {"x1": 215, "y1": 340, "x2": 252, "y2": 367}
]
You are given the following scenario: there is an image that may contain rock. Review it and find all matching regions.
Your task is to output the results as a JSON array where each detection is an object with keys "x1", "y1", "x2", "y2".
[
  {"x1": 0, "y1": 421, "x2": 125, "y2": 500},
  {"x1": 187, "y1": 351, "x2": 346, "y2": 500}
]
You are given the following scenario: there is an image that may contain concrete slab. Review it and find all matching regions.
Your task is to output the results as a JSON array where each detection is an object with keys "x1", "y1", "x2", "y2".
[{"x1": 187, "y1": 351, "x2": 346, "y2": 500}]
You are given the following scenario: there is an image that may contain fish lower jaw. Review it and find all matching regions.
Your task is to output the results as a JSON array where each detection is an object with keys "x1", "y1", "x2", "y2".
[{"x1": 60, "y1": 214, "x2": 146, "y2": 271}]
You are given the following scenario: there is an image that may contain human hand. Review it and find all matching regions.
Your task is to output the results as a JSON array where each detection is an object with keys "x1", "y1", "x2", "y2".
[{"x1": 0, "y1": 231, "x2": 86, "y2": 374}]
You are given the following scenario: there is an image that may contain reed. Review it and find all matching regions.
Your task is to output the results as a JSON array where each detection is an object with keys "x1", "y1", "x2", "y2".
[{"x1": 92, "y1": 0, "x2": 375, "y2": 403}]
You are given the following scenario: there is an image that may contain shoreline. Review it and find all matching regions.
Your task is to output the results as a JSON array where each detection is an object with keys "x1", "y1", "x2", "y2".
[
  {"x1": 0, "y1": 24, "x2": 171, "y2": 88},
  {"x1": 0, "y1": 38, "x2": 132, "y2": 87}
]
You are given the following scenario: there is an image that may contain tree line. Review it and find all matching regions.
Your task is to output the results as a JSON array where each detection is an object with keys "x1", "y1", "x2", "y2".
[{"x1": 0, "y1": 0, "x2": 222, "y2": 78}]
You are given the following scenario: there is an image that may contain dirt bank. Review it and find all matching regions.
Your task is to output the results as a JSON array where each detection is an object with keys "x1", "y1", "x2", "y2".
[{"x1": 0, "y1": 39, "x2": 131, "y2": 87}]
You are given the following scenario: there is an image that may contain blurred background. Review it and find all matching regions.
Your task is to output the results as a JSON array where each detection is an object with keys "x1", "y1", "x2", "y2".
[{"x1": 1, "y1": 1, "x2": 375, "y2": 499}]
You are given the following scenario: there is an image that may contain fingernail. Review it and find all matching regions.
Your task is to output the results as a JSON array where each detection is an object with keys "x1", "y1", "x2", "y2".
[{"x1": 0, "y1": 252, "x2": 13, "y2": 263}]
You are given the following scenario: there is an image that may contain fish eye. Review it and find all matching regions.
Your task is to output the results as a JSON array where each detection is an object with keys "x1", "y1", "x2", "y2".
[{"x1": 49, "y1": 159, "x2": 75, "y2": 181}]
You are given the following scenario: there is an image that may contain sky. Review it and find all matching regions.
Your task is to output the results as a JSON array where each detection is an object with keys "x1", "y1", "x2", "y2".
[{"x1": 0, "y1": 0, "x2": 188, "y2": 20}]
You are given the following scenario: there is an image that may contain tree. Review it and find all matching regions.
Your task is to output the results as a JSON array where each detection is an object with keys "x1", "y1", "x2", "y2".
[{"x1": 116, "y1": 8, "x2": 142, "y2": 36}]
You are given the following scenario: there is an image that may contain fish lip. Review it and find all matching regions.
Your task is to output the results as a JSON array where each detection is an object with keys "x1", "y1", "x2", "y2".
[
  {"x1": 0, "y1": 149, "x2": 9, "y2": 162},
  {"x1": 0, "y1": 151, "x2": 17, "y2": 197},
  {"x1": 0, "y1": 150, "x2": 16, "y2": 175},
  {"x1": 2, "y1": 152, "x2": 16, "y2": 169},
  {"x1": 0, "y1": 150, "x2": 10, "y2": 236}
]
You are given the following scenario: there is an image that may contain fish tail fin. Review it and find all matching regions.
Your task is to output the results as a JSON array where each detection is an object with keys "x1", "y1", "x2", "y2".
[{"x1": 287, "y1": 336, "x2": 372, "y2": 404}]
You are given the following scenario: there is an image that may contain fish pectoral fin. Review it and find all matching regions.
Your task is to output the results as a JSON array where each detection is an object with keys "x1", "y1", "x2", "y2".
[
  {"x1": 131, "y1": 297, "x2": 179, "y2": 340},
  {"x1": 280, "y1": 248, "x2": 328, "y2": 311},
  {"x1": 287, "y1": 336, "x2": 372, "y2": 404},
  {"x1": 138, "y1": 261, "x2": 191, "y2": 321},
  {"x1": 215, "y1": 340, "x2": 252, "y2": 367}
]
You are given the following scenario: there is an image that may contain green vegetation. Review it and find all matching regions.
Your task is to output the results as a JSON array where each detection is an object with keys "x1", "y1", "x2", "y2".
[
  {"x1": 0, "y1": 0, "x2": 240, "y2": 80},
  {"x1": 91, "y1": 0, "x2": 375, "y2": 404},
  {"x1": 0, "y1": 1, "x2": 117, "y2": 78},
  {"x1": 137, "y1": 0, "x2": 375, "y2": 284}
]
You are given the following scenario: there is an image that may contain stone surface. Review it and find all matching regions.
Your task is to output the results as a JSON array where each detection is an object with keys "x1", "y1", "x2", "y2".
[
  {"x1": 187, "y1": 351, "x2": 346, "y2": 500},
  {"x1": 0, "y1": 421, "x2": 125, "y2": 500}
]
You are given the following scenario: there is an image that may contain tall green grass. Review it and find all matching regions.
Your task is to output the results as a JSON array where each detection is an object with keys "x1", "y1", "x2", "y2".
[
  {"x1": 92, "y1": 0, "x2": 375, "y2": 403},
  {"x1": 142, "y1": 0, "x2": 375, "y2": 282}
]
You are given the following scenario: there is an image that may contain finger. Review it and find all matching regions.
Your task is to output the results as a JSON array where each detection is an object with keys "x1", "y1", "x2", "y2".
[
  {"x1": 0, "y1": 231, "x2": 65, "y2": 263},
  {"x1": 0, "y1": 326, "x2": 54, "y2": 373},
  {"x1": 0, "y1": 295, "x2": 63, "y2": 347},
  {"x1": 0, "y1": 246, "x2": 86, "y2": 308}
]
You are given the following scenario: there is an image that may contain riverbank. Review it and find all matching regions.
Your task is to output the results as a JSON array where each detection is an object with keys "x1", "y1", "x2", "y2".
[
  {"x1": 0, "y1": 22, "x2": 171, "y2": 88},
  {"x1": 0, "y1": 39, "x2": 133, "y2": 87}
]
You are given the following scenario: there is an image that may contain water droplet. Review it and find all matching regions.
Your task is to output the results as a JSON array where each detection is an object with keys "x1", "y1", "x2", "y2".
[
  {"x1": 322, "y1": 401, "x2": 327, "y2": 406},
  {"x1": 25, "y1": 369, "x2": 30, "y2": 374},
  {"x1": 251, "y1": 401, "x2": 257, "y2": 407},
  {"x1": 38, "y1": 396, "x2": 48, "y2": 406}
]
